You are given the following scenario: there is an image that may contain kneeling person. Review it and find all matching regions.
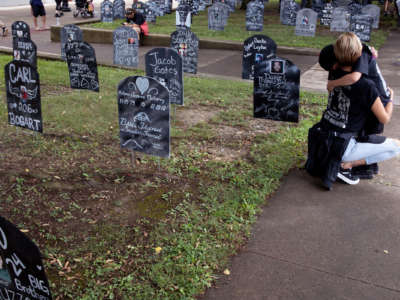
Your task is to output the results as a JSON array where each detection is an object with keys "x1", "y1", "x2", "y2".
[{"x1": 306, "y1": 33, "x2": 399, "y2": 189}]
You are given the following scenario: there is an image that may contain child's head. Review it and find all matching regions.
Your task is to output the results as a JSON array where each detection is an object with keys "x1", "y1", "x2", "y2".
[
  {"x1": 126, "y1": 8, "x2": 136, "y2": 18},
  {"x1": 334, "y1": 32, "x2": 362, "y2": 67}
]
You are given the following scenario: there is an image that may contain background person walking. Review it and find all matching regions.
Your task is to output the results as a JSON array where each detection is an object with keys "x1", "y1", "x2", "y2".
[{"x1": 30, "y1": 0, "x2": 49, "y2": 30}]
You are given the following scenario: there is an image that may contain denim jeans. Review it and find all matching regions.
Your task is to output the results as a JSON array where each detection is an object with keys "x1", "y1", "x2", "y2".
[{"x1": 342, "y1": 137, "x2": 400, "y2": 164}]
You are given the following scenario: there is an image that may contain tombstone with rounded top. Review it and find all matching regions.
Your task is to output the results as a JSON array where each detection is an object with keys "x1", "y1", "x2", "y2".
[
  {"x1": 113, "y1": 0, "x2": 126, "y2": 19},
  {"x1": 145, "y1": 47, "x2": 184, "y2": 105},
  {"x1": 170, "y1": 28, "x2": 199, "y2": 74},
  {"x1": 242, "y1": 34, "x2": 277, "y2": 80},
  {"x1": 113, "y1": 26, "x2": 139, "y2": 67},
  {"x1": 295, "y1": 8, "x2": 318, "y2": 37},
  {"x1": 330, "y1": 6, "x2": 350, "y2": 32},
  {"x1": 101, "y1": 0, "x2": 114, "y2": 22},
  {"x1": 208, "y1": 3, "x2": 230, "y2": 31},
  {"x1": 254, "y1": 57, "x2": 300, "y2": 123},
  {"x1": 246, "y1": 0, "x2": 265, "y2": 31},
  {"x1": 361, "y1": 4, "x2": 380, "y2": 29},
  {"x1": 118, "y1": 76, "x2": 170, "y2": 158},
  {"x1": 60, "y1": 24, "x2": 83, "y2": 60}
]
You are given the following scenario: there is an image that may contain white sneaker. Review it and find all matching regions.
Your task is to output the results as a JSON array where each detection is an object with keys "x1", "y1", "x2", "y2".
[{"x1": 337, "y1": 169, "x2": 360, "y2": 185}]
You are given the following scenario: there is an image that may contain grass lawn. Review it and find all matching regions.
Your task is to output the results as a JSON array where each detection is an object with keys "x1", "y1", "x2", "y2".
[
  {"x1": 87, "y1": 0, "x2": 390, "y2": 49},
  {"x1": 0, "y1": 54, "x2": 327, "y2": 299}
]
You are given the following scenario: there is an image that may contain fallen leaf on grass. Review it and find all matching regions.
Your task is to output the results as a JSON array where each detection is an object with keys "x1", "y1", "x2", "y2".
[
  {"x1": 155, "y1": 247, "x2": 162, "y2": 254},
  {"x1": 20, "y1": 229, "x2": 29, "y2": 233},
  {"x1": 384, "y1": 250, "x2": 389, "y2": 254},
  {"x1": 223, "y1": 269, "x2": 230, "y2": 275}
]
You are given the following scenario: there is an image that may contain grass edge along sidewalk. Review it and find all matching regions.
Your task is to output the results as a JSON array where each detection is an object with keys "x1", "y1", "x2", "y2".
[{"x1": 0, "y1": 54, "x2": 326, "y2": 299}]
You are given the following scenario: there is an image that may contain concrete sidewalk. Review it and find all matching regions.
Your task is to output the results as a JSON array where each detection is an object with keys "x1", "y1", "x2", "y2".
[
  {"x1": 200, "y1": 32, "x2": 400, "y2": 300},
  {"x1": 201, "y1": 108, "x2": 400, "y2": 300}
]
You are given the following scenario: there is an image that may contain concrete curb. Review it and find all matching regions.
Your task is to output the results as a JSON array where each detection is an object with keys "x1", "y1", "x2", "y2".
[{"x1": 50, "y1": 21, "x2": 321, "y2": 56}]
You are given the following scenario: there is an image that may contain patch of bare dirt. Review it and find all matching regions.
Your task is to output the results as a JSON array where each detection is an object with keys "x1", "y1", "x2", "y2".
[{"x1": 177, "y1": 105, "x2": 220, "y2": 128}]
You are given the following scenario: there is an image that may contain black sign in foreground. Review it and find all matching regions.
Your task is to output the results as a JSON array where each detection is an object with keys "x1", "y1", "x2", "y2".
[
  {"x1": 254, "y1": 57, "x2": 300, "y2": 123},
  {"x1": 0, "y1": 215, "x2": 52, "y2": 300},
  {"x1": 5, "y1": 60, "x2": 42, "y2": 133},
  {"x1": 65, "y1": 41, "x2": 99, "y2": 92},
  {"x1": 118, "y1": 76, "x2": 170, "y2": 158}
]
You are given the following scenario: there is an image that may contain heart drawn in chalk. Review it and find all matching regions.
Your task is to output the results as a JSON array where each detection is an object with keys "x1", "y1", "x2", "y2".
[{"x1": 136, "y1": 77, "x2": 149, "y2": 95}]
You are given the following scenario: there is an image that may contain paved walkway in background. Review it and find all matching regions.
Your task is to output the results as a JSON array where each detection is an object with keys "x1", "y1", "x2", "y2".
[
  {"x1": 2, "y1": 6, "x2": 400, "y2": 300},
  {"x1": 0, "y1": 5, "x2": 317, "y2": 84}
]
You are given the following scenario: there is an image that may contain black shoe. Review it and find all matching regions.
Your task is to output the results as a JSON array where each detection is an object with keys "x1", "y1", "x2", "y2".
[
  {"x1": 351, "y1": 165, "x2": 374, "y2": 179},
  {"x1": 337, "y1": 169, "x2": 360, "y2": 185}
]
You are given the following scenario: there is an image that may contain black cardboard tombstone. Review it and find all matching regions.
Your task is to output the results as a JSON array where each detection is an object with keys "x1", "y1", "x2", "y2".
[
  {"x1": 0, "y1": 216, "x2": 52, "y2": 300},
  {"x1": 208, "y1": 3, "x2": 229, "y2": 31},
  {"x1": 170, "y1": 29, "x2": 199, "y2": 74},
  {"x1": 132, "y1": 1, "x2": 147, "y2": 14},
  {"x1": 224, "y1": 0, "x2": 237, "y2": 12},
  {"x1": 242, "y1": 35, "x2": 277, "y2": 80},
  {"x1": 145, "y1": 48, "x2": 184, "y2": 105},
  {"x1": 118, "y1": 76, "x2": 170, "y2": 158},
  {"x1": 295, "y1": 8, "x2": 318, "y2": 37},
  {"x1": 311, "y1": 0, "x2": 325, "y2": 17},
  {"x1": 147, "y1": 9, "x2": 158, "y2": 23},
  {"x1": 176, "y1": 4, "x2": 192, "y2": 28},
  {"x1": 192, "y1": 0, "x2": 200, "y2": 14},
  {"x1": 66, "y1": 41, "x2": 99, "y2": 92},
  {"x1": 350, "y1": 14, "x2": 372, "y2": 42},
  {"x1": 246, "y1": 0, "x2": 264, "y2": 31},
  {"x1": 101, "y1": 0, "x2": 114, "y2": 22},
  {"x1": 60, "y1": 24, "x2": 83, "y2": 61},
  {"x1": 12, "y1": 38, "x2": 37, "y2": 69},
  {"x1": 254, "y1": 57, "x2": 300, "y2": 123},
  {"x1": 165, "y1": 0, "x2": 173, "y2": 13},
  {"x1": 361, "y1": 4, "x2": 380, "y2": 29},
  {"x1": 113, "y1": 26, "x2": 139, "y2": 67},
  {"x1": 330, "y1": 6, "x2": 350, "y2": 32},
  {"x1": 320, "y1": 2, "x2": 333, "y2": 26},
  {"x1": 280, "y1": 0, "x2": 299, "y2": 26},
  {"x1": 148, "y1": 1, "x2": 163, "y2": 17},
  {"x1": 113, "y1": 0, "x2": 126, "y2": 19},
  {"x1": 332, "y1": 0, "x2": 351, "y2": 7},
  {"x1": 347, "y1": 1, "x2": 362, "y2": 15},
  {"x1": 11, "y1": 21, "x2": 30, "y2": 42},
  {"x1": 5, "y1": 61, "x2": 42, "y2": 133}
]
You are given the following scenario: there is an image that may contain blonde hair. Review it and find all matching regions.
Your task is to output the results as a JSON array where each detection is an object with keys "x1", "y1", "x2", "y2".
[{"x1": 333, "y1": 32, "x2": 362, "y2": 67}]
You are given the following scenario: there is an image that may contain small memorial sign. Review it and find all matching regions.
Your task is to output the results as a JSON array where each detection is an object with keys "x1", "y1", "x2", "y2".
[
  {"x1": 113, "y1": 26, "x2": 139, "y2": 67},
  {"x1": 330, "y1": 6, "x2": 350, "y2": 32},
  {"x1": 280, "y1": 0, "x2": 299, "y2": 26},
  {"x1": 361, "y1": 4, "x2": 380, "y2": 29},
  {"x1": 208, "y1": 3, "x2": 229, "y2": 31},
  {"x1": 165, "y1": 0, "x2": 173, "y2": 13},
  {"x1": 320, "y1": 2, "x2": 333, "y2": 26},
  {"x1": 246, "y1": 0, "x2": 264, "y2": 31},
  {"x1": 0, "y1": 216, "x2": 52, "y2": 299},
  {"x1": 332, "y1": 0, "x2": 352, "y2": 7},
  {"x1": 12, "y1": 38, "x2": 37, "y2": 69},
  {"x1": 350, "y1": 14, "x2": 372, "y2": 42},
  {"x1": 60, "y1": 24, "x2": 83, "y2": 61},
  {"x1": 5, "y1": 60, "x2": 42, "y2": 133},
  {"x1": 11, "y1": 21, "x2": 30, "y2": 41},
  {"x1": 101, "y1": 0, "x2": 114, "y2": 23},
  {"x1": 118, "y1": 76, "x2": 170, "y2": 158},
  {"x1": 170, "y1": 28, "x2": 199, "y2": 74},
  {"x1": 312, "y1": 0, "x2": 325, "y2": 17},
  {"x1": 113, "y1": 0, "x2": 126, "y2": 19},
  {"x1": 145, "y1": 47, "x2": 184, "y2": 105},
  {"x1": 176, "y1": 4, "x2": 192, "y2": 28},
  {"x1": 65, "y1": 41, "x2": 99, "y2": 92},
  {"x1": 347, "y1": 1, "x2": 362, "y2": 16},
  {"x1": 242, "y1": 34, "x2": 277, "y2": 80},
  {"x1": 254, "y1": 57, "x2": 300, "y2": 123},
  {"x1": 132, "y1": 1, "x2": 146, "y2": 14},
  {"x1": 295, "y1": 8, "x2": 318, "y2": 37}
]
